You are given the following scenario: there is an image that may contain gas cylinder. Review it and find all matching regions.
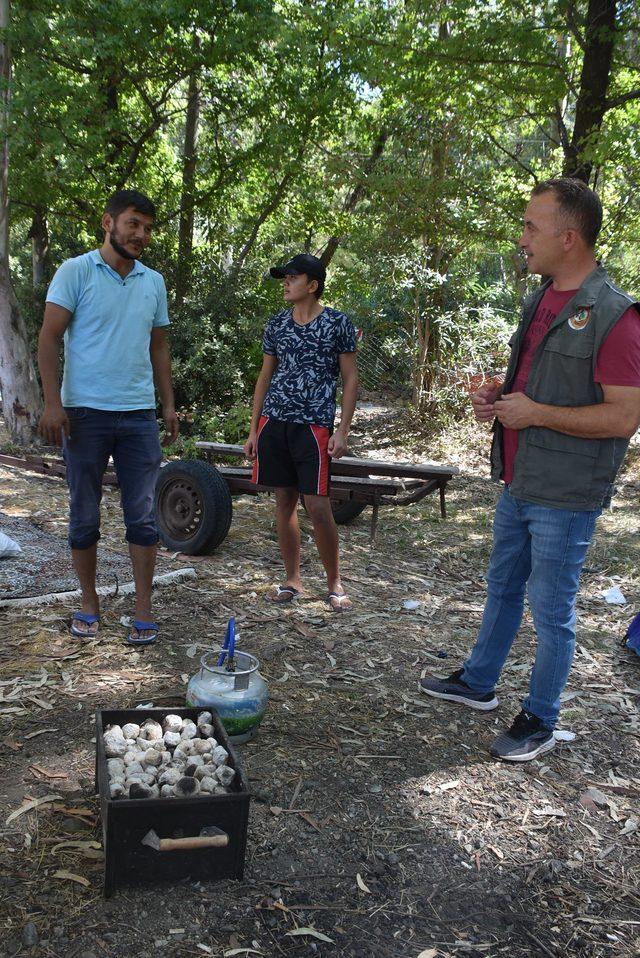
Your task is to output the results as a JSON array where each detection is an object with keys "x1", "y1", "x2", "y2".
[{"x1": 186, "y1": 650, "x2": 269, "y2": 743}]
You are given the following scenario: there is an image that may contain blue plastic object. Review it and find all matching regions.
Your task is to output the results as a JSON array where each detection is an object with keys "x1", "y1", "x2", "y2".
[
  {"x1": 217, "y1": 617, "x2": 236, "y2": 667},
  {"x1": 624, "y1": 612, "x2": 640, "y2": 658}
]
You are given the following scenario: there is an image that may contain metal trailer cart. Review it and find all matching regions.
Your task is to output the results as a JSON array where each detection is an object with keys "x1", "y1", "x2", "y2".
[{"x1": 154, "y1": 442, "x2": 458, "y2": 555}]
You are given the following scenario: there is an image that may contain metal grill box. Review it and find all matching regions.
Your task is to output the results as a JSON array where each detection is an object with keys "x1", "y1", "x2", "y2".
[{"x1": 95, "y1": 708, "x2": 250, "y2": 897}]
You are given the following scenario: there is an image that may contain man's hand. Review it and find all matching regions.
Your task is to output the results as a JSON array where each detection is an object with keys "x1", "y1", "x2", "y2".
[
  {"x1": 471, "y1": 382, "x2": 502, "y2": 423},
  {"x1": 162, "y1": 407, "x2": 180, "y2": 446},
  {"x1": 328, "y1": 428, "x2": 348, "y2": 459},
  {"x1": 494, "y1": 392, "x2": 540, "y2": 430},
  {"x1": 243, "y1": 432, "x2": 257, "y2": 460},
  {"x1": 38, "y1": 403, "x2": 70, "y2": 447}
]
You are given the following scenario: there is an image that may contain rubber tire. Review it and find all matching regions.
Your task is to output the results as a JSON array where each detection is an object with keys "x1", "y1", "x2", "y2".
[
  {"x1": 329, "y1": 499, "x2": 367, "y2": 524},
  {"x1": 155, "y1": 460, "x2": 233, "y2": 555},
  {"x1": 302, "y1": 496, "x2": 367, "y2": 525}
]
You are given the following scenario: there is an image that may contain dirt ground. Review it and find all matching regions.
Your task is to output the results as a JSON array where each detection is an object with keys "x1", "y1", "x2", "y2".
[{"x1": 0, "y1": 406, "x2": 639, "y2": 958}]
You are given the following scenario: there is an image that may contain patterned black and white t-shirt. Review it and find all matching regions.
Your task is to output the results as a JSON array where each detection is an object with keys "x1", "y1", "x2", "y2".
[{"x1": 261, "y1": 306, "x2": 357, "y2": 427}]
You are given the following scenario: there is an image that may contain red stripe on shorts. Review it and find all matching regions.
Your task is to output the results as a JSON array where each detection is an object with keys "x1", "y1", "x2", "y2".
[
  {"x1": 309, "y1": 425, "x2": 331, "y2": 496},
  {"x1": 251, "y1": 415, "x2": 270, "y2": 484}
]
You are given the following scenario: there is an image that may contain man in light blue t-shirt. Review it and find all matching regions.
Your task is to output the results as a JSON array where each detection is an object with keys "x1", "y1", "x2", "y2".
[{"x1": 38, "y1": 189, "x2": 179, "y2": 646}]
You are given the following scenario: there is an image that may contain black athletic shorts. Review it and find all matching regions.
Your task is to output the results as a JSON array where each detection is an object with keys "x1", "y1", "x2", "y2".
[{"x1": 252, "y1": 416, "x2": 331, "y2": 496}]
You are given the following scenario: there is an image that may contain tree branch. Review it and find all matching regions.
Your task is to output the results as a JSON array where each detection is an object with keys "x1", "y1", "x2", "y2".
[
  {"x1": 606, "y1": 88, "x2": 640, "y2": 109},
  {"x1": 565, "y1": 2, "x2": 587, "y2": 53}
]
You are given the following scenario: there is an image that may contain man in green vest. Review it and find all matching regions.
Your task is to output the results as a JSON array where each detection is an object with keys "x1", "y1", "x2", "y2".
[{"x1": 421, "y1": 178, "x2": 640, "y2": 761}]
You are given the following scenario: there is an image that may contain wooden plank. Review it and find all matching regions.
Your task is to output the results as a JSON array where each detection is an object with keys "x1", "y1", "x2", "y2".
[
  {"x1": 0, "y1": 454, "x2": 119, "y2": 486},
  {"x1": 215, "y1": 464, "x2": 419, "y2": 492},
  {"x1": 196, "y1": 442, "x2": 458, "y2": 479}
]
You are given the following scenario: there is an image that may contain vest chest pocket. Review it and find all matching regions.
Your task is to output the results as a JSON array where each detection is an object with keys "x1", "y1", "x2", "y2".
[
  {"x1": 534, "y1": 329, "x2": 598, "y2": 406},
  {"x1": 543, "y1": 330, "x2": 594, "y2": 360}
]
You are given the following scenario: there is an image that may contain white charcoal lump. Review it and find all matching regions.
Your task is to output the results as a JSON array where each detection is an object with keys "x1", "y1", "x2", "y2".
[
  {"x1": 141, "y1": 749, "x2": 162, "y2": 768},
  {"x1": 162, "y1": 714, "x2": 183, "y2": 733},
  {"x1": 180, "y1": 720, "x2": 198, "y2": 740},
  {"x1": 174, "y1": 776, "x2": 200, "y2": 798},
  {"x1": 194, "y1": 765, "x2": 211, "y2": 781},
  {"x1": 212, "y1": 746, "x2": 229, "y2": 767},
  {"x1": 129, "y1": 782, "x2": 154, "y2": 799},
  {"x1": 103, "y1": 729, "x2": 127, "y2": 758},
  {"x1": 159, "y1": 767, "x2": 182, "y2": 787},
  {"x1": 163, "y1": 730, "x2": 181, "y2": 749},
  {"x1": 184, "y1": 755, "x2": 205, "y2": 771},
  {"x1": 104, "y1": 712, "x2": 237, "y2": 799},
  {"x1": 140, "y1": 719, "x2": 163, "y2": 741},
  {"x1": 215, "y1": 765, "x2": 236, "y2": 786}
]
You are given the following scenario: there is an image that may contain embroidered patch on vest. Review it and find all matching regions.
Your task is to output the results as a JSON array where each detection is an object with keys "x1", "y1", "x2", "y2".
[{"x1": 568, "y1": 308, "x2": 591, "y2": 330}]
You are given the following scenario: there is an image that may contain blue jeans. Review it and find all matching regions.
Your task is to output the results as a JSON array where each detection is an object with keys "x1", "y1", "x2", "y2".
[
  {"x1": 63, "y1": 407, "x2": 162, "y2": 550},
  {"x1": 462, "y1": 487, "x2": 600, "y2": 728}
]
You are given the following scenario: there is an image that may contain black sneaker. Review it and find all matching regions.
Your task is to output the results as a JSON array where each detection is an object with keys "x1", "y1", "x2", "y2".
[
  {"x1": 419, "y1": 668, "x2": 498, "y2": 711},
  {"x1": 490, "y1": 710, "x2": 555, "y2": 762}
]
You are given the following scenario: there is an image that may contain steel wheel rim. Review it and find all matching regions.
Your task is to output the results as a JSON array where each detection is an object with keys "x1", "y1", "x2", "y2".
[{"x1": 158, "y1": 477, "x2": 204, "y2": 541}]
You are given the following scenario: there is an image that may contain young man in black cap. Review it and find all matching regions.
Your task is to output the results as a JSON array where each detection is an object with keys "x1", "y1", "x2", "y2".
[{"x1": 244, "y1": 253, "x2": 359, "y2": 610}]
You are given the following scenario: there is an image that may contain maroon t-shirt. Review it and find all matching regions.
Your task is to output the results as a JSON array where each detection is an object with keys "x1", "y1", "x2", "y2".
[{"x1": 502, "y1": 286, "x2": 640, "y2": 485}]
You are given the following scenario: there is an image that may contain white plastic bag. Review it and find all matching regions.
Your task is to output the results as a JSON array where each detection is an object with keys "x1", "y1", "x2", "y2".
[{"x1": 0, "y1": 531, "x2": 22, "y2": 558}]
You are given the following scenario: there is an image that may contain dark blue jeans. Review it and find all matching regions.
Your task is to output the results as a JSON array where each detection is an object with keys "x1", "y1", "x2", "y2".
[
  {"x1": 63, "y1": 407, "x2": 162, "y2": 550},
  {"x1": 462, "y1": 487, "x2": 601, "y2": 728}
]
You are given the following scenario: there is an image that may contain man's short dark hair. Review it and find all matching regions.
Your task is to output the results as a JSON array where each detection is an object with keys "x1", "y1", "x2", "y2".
[
  {"x1": 532, "y1": 177, "x2": 602, "y2": 248},
  {"x1": 105, "y1": 189, "x2": 156, "y2": 220}
]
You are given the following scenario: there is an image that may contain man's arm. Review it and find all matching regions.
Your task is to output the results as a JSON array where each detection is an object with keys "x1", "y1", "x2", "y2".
[
  {"x1": 243, "y1": 354, "x2": 278, "y2": 459},
  {"x1": 37, "y1": 303, "x2": 72, "y2": 446},
  {"x1": 150, "y1": 326, "x2": 179, "y2": 445},
  {"x1": 328, "y1": 352, "x2": 359, "y2": 459},
  {"x1": 494, "y1": 385, "x2": 640, "y2": 439}
]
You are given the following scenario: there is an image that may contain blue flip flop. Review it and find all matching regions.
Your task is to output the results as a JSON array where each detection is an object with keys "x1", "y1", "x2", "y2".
[
  {"x1": 127, "y1": 619, "x2": 159, "y2": 646},
  {"x1": 70, "y1": 611, "x2": 100, "y2": 637}
]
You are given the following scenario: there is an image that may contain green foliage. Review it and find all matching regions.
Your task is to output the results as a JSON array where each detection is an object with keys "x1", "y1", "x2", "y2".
[{"x1": 6, "y1": 0, "x2": 640, "y2": 436}]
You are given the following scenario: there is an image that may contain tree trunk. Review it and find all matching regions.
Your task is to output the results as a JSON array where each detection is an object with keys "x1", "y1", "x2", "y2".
[
  {"x1": 175, "y1": 46, "x2": 201, "y2": 307},
  {"x1": 411, "y1": 23, "x2": 452, "y2": 414},
  {"x1": 0, "y1": 0, "x2": 42, "y2": 443},
  {"x1": 563, "y1": 0, "x2": 617, "y2": 183},
  {"x1": 98, "y1": 58, "x2": 125, "y2": 171},
  {"x1": 28, "y1": 207, "x2": 50, "y2": 287}
]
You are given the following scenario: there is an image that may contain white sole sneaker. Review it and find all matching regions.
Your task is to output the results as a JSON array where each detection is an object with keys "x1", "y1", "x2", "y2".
[
  {"x1": 492, "y1": 736, "x2": 556, "y2": 762},
  {"x1": 419, "y1": 683, "x2": 499, "y2": 711}
]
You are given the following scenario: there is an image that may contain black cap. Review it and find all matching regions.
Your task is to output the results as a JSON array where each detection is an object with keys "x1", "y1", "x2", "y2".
[{"x1": 269, "y1": 253, "x2": 326, "y2": 283}]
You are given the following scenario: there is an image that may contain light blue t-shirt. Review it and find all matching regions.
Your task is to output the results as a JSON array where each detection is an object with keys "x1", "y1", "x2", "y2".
[{"x1": 45, "y1": 249, "x2": 170, "y2": 410}]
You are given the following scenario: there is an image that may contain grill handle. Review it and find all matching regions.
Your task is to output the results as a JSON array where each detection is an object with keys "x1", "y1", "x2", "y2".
[{"x1": 142, "y1": 827, "x2": 229, "y2": 852}]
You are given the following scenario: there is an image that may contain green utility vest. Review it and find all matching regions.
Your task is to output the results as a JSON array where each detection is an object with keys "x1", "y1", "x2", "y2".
[{"x1": 491, "y1": 266, "x2": 638, "y2": 511}]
